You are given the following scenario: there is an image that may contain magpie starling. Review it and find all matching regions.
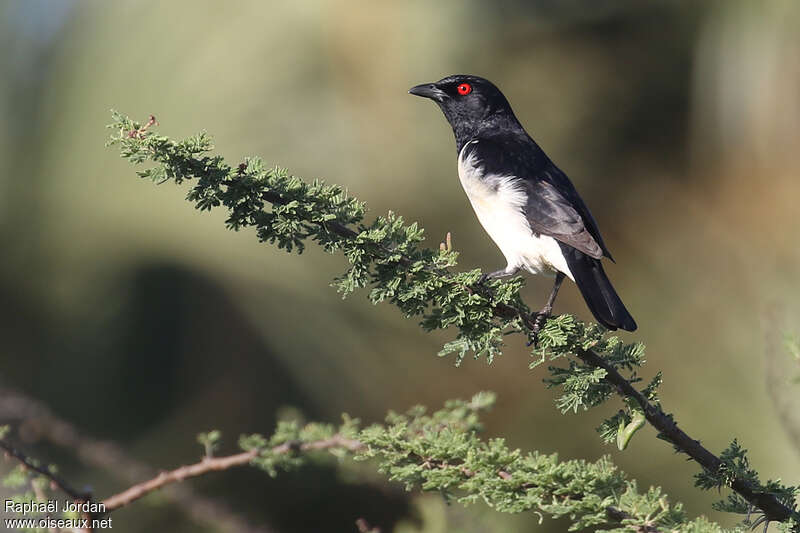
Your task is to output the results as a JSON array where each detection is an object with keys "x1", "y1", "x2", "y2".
[{"x1": 409, "y1": 75, "x2": 637, "y2": 331}]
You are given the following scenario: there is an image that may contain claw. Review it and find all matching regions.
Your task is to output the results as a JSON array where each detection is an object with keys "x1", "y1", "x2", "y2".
[
  {"x1": 526, "y1": 312, "x2": 549, "y2": 347},
  {"x1": 478, "y1": 268, "x2": 518, "y2": 286},
  {"x1": 526, "y1": 332, "x2": 537, "y2": 347}
]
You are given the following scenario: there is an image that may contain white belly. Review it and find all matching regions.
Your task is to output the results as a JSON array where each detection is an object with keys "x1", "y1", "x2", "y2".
[{"x1": 458, "y1": 142, "x2": 574, "y2": 280}]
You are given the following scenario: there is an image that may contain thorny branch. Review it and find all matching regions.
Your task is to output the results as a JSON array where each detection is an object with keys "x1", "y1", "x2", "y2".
[
  {"x1": 2, "y1": 424, "x2": 654, "y2": 532},
  {"x1": 0, "y1": 386, "x2": 277, "y2": 533},
  {"x1": 254, "y1": 162, "x2": 794, "y2": 524},
  {"x1": 576, "y1": 348, "x2": 795, "y2": 524},
  {"x1": 101, "y1": 434, "x2": 364, "y2": 512},
  {"x1": 236, "y1": 154, "x2": 795, "y2": 524},
  {"x1": 107, "y1": 114, "x2": 799, "y2": 526},
  {"x1": 0, "y1": 437, "x2": 90, "y2": 504},
  {"x1": 225, "y1": 131, "x2": 793, "y2": 522}
]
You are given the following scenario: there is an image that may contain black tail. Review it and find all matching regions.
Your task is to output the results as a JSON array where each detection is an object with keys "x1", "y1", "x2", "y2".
[{"x1": 559, "y1": 244, "x2": 637, "y2": 331}]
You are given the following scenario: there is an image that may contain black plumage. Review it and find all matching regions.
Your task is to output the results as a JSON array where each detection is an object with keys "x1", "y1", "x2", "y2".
[{"x1": 409, "y1": 74, "x2": 636, "y2": 331}]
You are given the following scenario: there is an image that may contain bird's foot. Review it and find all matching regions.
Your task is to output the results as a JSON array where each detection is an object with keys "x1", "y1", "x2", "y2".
[
  {"x1": 526, "y1": 307, "x2": 553, "y2": 347},
  {"x1": 526, "y1": 329, "x2": 539, "y2": 347},
  {"x1": 478, "y1": 270, "x2": 508, "y2": 285}
]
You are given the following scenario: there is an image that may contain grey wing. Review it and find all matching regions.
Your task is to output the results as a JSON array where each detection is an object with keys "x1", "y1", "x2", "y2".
[{"x1": 521, "y1": 177, "x2": 604, "y2": 259}]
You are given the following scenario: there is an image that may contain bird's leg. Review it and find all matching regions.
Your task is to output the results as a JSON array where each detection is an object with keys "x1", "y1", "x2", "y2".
[
  {"x1": 528, "y1": 272, "x2": 565, "y2": 346},
  {"x1": 539, "y1": 272, "x2": 565, "y2": 318},
  {"x1": 478, "y1": 266, "x2": 519, "y2": 285}
]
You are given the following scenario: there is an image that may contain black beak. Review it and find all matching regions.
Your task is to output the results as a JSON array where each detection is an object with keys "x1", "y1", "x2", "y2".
[{"x1": 408, "y1": 83, "x2": 446, "y2": 102}]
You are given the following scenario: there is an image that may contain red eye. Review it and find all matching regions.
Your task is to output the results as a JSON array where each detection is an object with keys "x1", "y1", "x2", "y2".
[{"x1": 457, "y1": 83, "x2": 472, "y2": 95}]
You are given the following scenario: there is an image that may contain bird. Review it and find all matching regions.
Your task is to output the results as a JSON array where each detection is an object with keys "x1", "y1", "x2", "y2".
[{"x1": 409, "y1": 75, "x2": 637, "y2": 332}]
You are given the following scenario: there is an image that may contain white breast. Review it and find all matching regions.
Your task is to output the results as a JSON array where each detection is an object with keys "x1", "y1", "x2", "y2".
[{"x1": 457, "y1": 141, "x2": 574, "y2": 281}]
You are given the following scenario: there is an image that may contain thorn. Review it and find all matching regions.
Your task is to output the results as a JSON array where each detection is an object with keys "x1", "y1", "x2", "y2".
[
  {"x1": 127, "y1": 114, "x2": 158, "y2": 138},
  {"x1": 439, "y1": 231, "x2": 452, "y2": 252}
]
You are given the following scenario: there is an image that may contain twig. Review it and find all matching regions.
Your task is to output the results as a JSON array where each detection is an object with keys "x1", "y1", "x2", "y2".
[
  {"x1": 0, "y1": 385, "x2": 659, "y2": 530},
  {"x1": 0, "y1": 386, "x2": 277, "y2": 533},
  {"x1": 99, "y1": 432, "x2": 652, "y2": 530},
  {"x1": 253, "y1": 187, "x2": 795, "y2": 522},
  {"x1": 127, "y1": 114, "x2": 157, "y2": 138},
  {"x1": 117, "y1": 119, "x2": 797, "y2": 524},
  {"x1": 576, "y1": 347, "x2": 795, "y2": 523},
  {"x1": 101, "y1": 434, "x2": 364, "y2": 512},
  {"x1": 30, "y1": 474, "x2": 59, "y2": 533},
  {"x1": 0, "y1": 438, "x2": 91, "y2": 503},
  {"x1": 604, "y1": 506, "x2": 659, "y2": 533},
  {"x1": 435, "y1": 455, "x2": 655, "y2": 531}
]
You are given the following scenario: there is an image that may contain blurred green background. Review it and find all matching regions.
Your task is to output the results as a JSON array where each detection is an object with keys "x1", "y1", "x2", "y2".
[{"x1": 1, "y1": 1, "x2": 799, "y2": 532}]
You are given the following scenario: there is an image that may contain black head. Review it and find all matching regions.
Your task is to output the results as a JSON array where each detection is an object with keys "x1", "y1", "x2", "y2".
[{"x1": 409, "y1": 75, "x2": 519, "y2": 148}]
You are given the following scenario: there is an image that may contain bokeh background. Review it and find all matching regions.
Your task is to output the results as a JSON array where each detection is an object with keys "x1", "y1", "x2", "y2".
[{"x1": 1, "y1": 1, "x2": 799, "y2": 532}]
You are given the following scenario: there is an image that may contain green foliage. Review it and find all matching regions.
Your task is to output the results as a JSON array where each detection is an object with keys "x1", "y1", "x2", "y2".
[
  {"x1": 107, "y1": 111, "x2": 529, "y2": 366},
  {"x1": 616, "y1": 411, "x2": 646, "y2": 451},
  {"x1": 696, "y1": 440, "x2": 798, "y2": 521},
  {"x1": 108, "y1": 113, "x2": 799, "y2": 530},
  {"x1": 532, "y1": 314, "x2": 653, "y2": 447},
  {"x1": 239, "y1": 393, "x2": 733, "y2": 532},
  {"x1": 0, "y1": 448, "x2": 66, "y2": 533},
  {"x1": 197, "y1": 429, "x2": 222, "y2": 457}
]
